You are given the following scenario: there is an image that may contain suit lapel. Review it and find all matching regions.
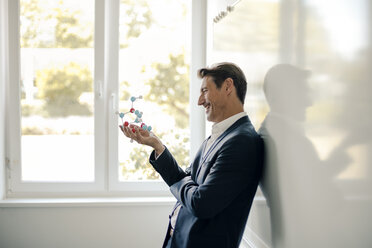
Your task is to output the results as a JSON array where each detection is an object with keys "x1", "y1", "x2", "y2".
[
  {"x1": 192, "y1": 138, "x2": 209, "y2": 177},
  {"x1": 195, "y1": 116, "x2": 250, "y2": 178},
  {"x1": 201, "y1": 116, "x2": 249, "y2": 164}
]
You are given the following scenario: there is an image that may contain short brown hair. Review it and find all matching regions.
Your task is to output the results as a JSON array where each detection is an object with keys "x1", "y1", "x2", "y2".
[{"x1": 198, "y1": 62, "x2": 247, "y2": 104}]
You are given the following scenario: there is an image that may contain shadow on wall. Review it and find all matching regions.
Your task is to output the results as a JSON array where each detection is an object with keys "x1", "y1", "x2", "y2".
[{"x1": 257, "y1": 64, "x2": 366, "y2": 248}]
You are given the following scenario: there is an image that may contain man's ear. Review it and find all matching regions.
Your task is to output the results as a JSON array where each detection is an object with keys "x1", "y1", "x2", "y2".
[{"x1": 224, "y1": 78, "x2": 234, "y2": 95}]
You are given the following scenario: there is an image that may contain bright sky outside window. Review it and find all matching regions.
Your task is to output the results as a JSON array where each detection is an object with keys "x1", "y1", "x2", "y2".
[
  {"x1": 20, "y1": 0, "x2": 95, "y2": 182},
  {"x1": 118, "y1": 0, "x2": 190, "y2": 181}
]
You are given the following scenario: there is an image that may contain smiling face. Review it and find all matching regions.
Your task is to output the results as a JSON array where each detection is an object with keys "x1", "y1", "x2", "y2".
[{"x1": 198, "y1": 76, "x2": 228, "y2": 123}]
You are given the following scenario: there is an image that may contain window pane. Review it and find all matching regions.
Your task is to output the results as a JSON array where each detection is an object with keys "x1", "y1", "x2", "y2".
[
  {"x1": 20, "y1": 0, "x2": 94, "y2": 182},
  {"x1": 118, "y1": 0, "x2": 190, "y2": 181}
]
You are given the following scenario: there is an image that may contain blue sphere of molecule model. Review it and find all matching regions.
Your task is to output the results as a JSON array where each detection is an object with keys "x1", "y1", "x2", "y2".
[{"x1": 117, "y1": 95, "x2": 153, "y2": 137}]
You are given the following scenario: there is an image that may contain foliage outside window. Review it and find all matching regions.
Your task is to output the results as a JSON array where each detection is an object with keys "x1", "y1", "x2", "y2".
[{"x1": 19, "y1": 0, "x2": 190, "y2": 183}]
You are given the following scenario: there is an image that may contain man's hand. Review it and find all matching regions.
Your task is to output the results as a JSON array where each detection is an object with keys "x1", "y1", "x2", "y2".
[{"x1": 119, "y1": 124, "x2": 165, "y2": 155}]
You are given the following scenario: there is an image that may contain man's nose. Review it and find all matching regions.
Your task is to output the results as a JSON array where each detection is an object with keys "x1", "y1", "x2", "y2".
[{"x1": 198, "y1": 94, "x2": 204, "y2": 106}]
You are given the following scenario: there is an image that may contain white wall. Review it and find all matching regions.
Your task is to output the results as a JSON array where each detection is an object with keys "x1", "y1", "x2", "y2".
[
  {"x1": 209, "y1": 0, "x2": 372, "y2": 247},
  {"x1": 0, "y1": 0, "x2": 8, "y2": 201},
  {"x1": 253, "y1": 1, "x2": 372, "y2": 247},
  {"x1": 0, "y1": 204, "x2": 173, "y2": 248}
]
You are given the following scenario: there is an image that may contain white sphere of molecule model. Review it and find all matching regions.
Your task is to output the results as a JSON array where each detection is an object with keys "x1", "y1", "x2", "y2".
[{"x1": 117, "y1": 95, "x2": 152, "y2": 141}]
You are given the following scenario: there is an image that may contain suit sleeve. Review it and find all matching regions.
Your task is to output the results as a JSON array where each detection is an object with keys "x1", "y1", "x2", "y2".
[
  {"x1": 169, "y1": 136, "x2": 262, "y2": 219},
  {"x1": 149, "y1": 146, "x2": 189, "y2": 186}
]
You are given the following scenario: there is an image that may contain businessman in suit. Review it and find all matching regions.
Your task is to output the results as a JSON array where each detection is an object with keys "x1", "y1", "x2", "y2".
[{"x1": 120, "y1": 62, "x2": 263, "y2": 248}]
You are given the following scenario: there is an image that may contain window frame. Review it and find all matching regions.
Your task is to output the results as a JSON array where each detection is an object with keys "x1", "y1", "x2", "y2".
[
  {"x1": 6, "y1": 0, "x2": 105, "y2": 195},
  {"x1": 3, "y1": 0, "x2": 206, "y2": 198}
]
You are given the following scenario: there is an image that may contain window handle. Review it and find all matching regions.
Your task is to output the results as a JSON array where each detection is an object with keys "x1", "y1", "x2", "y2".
[
  {"x1": 96, "y1": 80, "x2": 103, "y2": 98},
  {"x1": 111, "y1": 93, "x2": 118, "y2": 114}
]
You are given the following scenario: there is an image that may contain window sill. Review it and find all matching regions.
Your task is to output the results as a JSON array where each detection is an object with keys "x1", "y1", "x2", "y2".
[
  {"x1": 0, "y1": 196, "x2": 265, "y2": 208},
  {"x1": 0, "y1": 196, "x2": 176, "y2": 208}
]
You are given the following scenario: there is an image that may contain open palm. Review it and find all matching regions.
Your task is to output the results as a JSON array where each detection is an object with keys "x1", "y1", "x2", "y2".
[{"x1": 119, "y1": 124, "x2": 163, "y2": 152}]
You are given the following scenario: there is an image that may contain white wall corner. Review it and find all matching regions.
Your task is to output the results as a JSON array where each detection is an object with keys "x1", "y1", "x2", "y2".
[
  {"x1": 0, "y1": 0, "x2": 8, "y2": 200},
  {"x1": 242, "y1": 227, "x2": 271, "y2": 248},
  {"x1": 240, "y1": 237, "x2": 254, "y2": 248}
]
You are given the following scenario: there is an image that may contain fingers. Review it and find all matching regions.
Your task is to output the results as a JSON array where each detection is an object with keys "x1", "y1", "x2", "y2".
[
  {"x1": 119, "y1": 125, "x2": 130, "y2": 138},
  {"x1": 119, "y1": 124, "x2": 162, "y2": 150},
  {"x1": 134, "y1": 128, "x2": 144, "y2": 144},
  {"x1": 133, "y1": 125, "x2": 151, "y2": 145},
  {"x1": 138, "y1": 127, "x2": 149, "y2": 137},
  {"x1": 119, "y1": 125, "x2": 135, "y2": 140},
  {"x1": 119, "y1": 124, "x2": 147, "y2": 144}
]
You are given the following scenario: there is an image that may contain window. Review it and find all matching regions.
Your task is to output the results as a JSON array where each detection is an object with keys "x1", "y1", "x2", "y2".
[
  {"x1": 20, "y1": 0, "x2": 95, "y2": 183},
  {"x1": 116, "y1": 0, "x2": 190, "y2": 184},
  {"x1": 5, "y1": 0, "x2": 192, "y2": 196}
]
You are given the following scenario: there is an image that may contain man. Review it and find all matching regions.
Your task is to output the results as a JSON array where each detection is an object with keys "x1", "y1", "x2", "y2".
[{"x1": 120, "y1": 62, "x2": 264, "y2": 248}]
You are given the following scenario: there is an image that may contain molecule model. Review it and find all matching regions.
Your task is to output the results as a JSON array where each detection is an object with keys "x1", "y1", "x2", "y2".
[{"x1": 116, "y1": 95, "x2": 152, "y2": 142}]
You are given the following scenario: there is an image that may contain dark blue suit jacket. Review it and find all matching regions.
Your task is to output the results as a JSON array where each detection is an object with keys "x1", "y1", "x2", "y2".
[{"x1": 149, "y1": 116, "x2": 264, "y2": 248}]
